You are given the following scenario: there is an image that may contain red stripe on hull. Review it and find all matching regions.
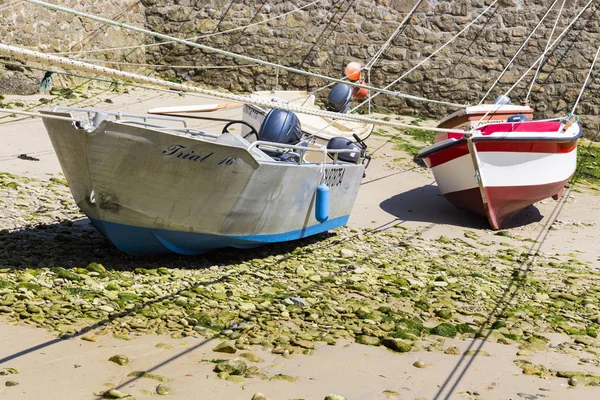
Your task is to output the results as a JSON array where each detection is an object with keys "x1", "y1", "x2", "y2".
[
  {"x1": 475, "y1": 140, "x2": 577, "y2": 154},
  {"x1": 478, "y1": 121, "x2": 561, "y2": 135},
  {"x1": 443, "y1": 179, "x2": 570, "y2": 230},
  {"x1": 424, "y1": 140, "x2": 577, "y2": 168},
  {"x1": 425, "y1": 143, "x2": 469, "y2": 168}
]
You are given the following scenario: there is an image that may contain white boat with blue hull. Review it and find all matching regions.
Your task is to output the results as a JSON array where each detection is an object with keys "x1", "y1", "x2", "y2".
[{"x1": 41, "y1": 107, "x2": 367, "y2": 256}]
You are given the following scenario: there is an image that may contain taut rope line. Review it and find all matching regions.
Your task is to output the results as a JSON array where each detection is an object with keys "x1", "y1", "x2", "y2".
[{"x1": 0, "y1": 44, "x2": 464, "y2": 135}]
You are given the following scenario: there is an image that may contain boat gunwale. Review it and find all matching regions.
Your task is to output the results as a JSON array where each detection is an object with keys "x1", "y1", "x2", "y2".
[
  {"x1": 416, "y1": 123, "x2": 583, "y2": 160},
  {"x1": 41, "y1": 109, "x2": 367, "y2": 168}
]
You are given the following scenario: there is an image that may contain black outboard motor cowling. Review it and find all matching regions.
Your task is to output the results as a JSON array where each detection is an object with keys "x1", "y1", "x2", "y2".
[
  {"x1": 258, "y1": 109, "x2": 302, "y2": 145},
  {"x1": 327, "y1": 83, "x2": 353, "y2": 113},
  {"x1": 327, "y1": 137, "x2": 363, "y2": 163},
  {"x1": 507, "y1": 114, "x2": 528, "y2": 122}
]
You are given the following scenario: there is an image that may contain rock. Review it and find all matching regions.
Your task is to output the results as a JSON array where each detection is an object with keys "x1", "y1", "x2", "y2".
[
  {"x1": 214, "y1": 358, "x2": 247, "y2": 376},
  {"x1": 102, "y1": 389, "x2": 132, "y2": 399},
  {"x1": 522, "y1": 365, "x2": 543, "y2": 376},
  {"x1": 213, "y1": 341, "x2": 237, "y2": 354},
  {"x1": 356, "y1": 335, "x2": 380, "y2": 346},
  {"x1": 430, "y1": 323, "x2": 457, "y2": 338},
  {"x1": 381, "y1": 338, "x2": 412, "y2": 353},
  {"x1": 239, "y1": 352, "x2": 263, "y2": 363},
  {"x1": 444, "y1": 345, "x2": 460, "y2": 355},
  {"x1": 156, "y1": 384, "x2": 171, "y2": 395},
  {"x1": 239, "y1": 302, "x2": 256, "y2": 312},
  {"x1": 86, "y1": 262, "x2": 106, "y2": 273},
  {"x1": 291, "y1": 338, "x2": 315, "y2": 349},
  {"x1": 269, "y1": 374, "x2": 297, "y2": 382},
  {"x1": 108, "y1": 355, "x2": 130, "y2": 366},
  {"x1": 0, "y1": 368, "x2": 19, "y2": 375},
  {"x1": 126, "y1": 371, "x2": 169, "y2": 382},
  {"x1": 463, "y1": 350, "x2": 490, "y2": 357},
  {"x1": 340, "y1": 249, "x2": 355, "y2": 258},
  {"x1": 413, "y1": 360, "x2": 427, "y2": 368},
  {"x1": 5, "y1": 381, "x2": 19, "y2": 387},
  {"x1": 435, "y1": 309, "x2": 453, "y2": 319},
  {"x1": 568, "y1": 374, "x2": 600, "y2": 387},
  {"x1": 382, "y1": 389, "x2": 401, "y2": 399},
  {"x1": 324, "y1": 395, "x2": 347, "y2": 400},
  {"x1": 251, "y1": 393, "x2": 270, "y2": 400}
]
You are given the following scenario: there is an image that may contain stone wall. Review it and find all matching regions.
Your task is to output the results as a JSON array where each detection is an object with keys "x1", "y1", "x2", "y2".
[
  {"x1": 0, "y1": 0, "x2": 146, "y2": 94},
  {"x1": 143, "y1": 0, "x2": 600, "y2": 132}
]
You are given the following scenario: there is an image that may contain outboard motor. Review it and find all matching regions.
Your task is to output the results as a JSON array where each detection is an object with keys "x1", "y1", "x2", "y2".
[
  {"x1": 327, "y1": 137, "x2": 364, "y2": 163},
  {"x1": 258, "y1": 109, "x2": 302, "y2": 145},
  {"x1": 507, "y1": 114, "x2": 528, "y2": 122},
  {"x1": 327, "y1": 83, "x2": 353, "y2": 113},
  {"x1": 493, "y1": 95, "x2": 512, "y2": 105}
]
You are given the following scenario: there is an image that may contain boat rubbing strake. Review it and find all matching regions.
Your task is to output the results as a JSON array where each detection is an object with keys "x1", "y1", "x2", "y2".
[{"x1": 417, "y1": 116, "x2": 582, "y2": 229}]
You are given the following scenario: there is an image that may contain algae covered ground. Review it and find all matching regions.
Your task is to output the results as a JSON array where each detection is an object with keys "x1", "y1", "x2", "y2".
[{"x1": 1, "y1": 171, "x2": 600, "y2": 385}]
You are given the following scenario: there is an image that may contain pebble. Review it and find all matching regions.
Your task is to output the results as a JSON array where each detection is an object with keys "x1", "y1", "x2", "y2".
[
  {"x1": 213, "y1": 341, "x2": 237, "y2": 354},
  {"x1": 108, "y1": 355, "x2": 129, "y2": 366},
  {"x1": 251, "y1": 394, "x2": 270, "y2": 400},
  {"x1": 156, "y1": 384, "x2": 171, "y2": 395},
  {"x1": 325, "y1": 395, "x2": 348, "y2": 400}
]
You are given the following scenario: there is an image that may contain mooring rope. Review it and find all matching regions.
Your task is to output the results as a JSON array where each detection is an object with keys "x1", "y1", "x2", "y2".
[
  {"x1": 475, "y1": 0, "x2": 595, "y2": 126},
  {"x1": 479, "y1": 0, "x2": 560, "y2": 104},
  {"x1": 0, "y1": 108, "x2": 82, "y2": 122},
  {"x1": 365, "y1": 0, "x2": 425, "y2": 113},
  {"x1": 72, "y1": 59, "x2": 258, "y2": 69},
  {"x1": 365, "y1": 0, "x2": 424, "y2": 70},
  {"x1": 571, "y1": 44, "x2": 600, "y2": 115},
  {"x1": 355, "y1": 0, "x2": 499, "y2": 109},
  {"x1": 23, "y1": 0, "x2": 463, "y2": 108},
  {"x1": 0, "y1": 44, "x2": 467, "y2": 135},
  {"x1": 526, "y1": 0, "x2": 567, "y2": 101},
  {"x1": 50, "y1": 0, "x2": 324, "y2": 57}
]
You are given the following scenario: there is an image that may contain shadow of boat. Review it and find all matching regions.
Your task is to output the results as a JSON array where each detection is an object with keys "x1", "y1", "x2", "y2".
[
  {"x1": 0, "y1": 218, "x2": 335, "y2": 271},
  {"x1": 380, "y1": 184, "x2": 543, "y2": 230}
]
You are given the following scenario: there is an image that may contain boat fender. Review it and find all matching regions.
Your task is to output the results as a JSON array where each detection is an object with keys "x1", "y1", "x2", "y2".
[
  {"x1": 315, "y1": 184, "x2": 330, "y2": 223},
  {"x1": 344, "y1": 62, "x2": 362, "y2": 81},
  {"x1": 352, "y1": 79, "x2": 369, "y2": 99},
  {"x1": 258, "y1": 109, "x2": 302, "y2": 145},
  {"x1": 327, "y1": 137, "x2": 363, "y2": 163},
  {"x1": 327, "y1": 83, "x2": 353, "y2": 113},
  {"x1": 507, "y1": 114, "x2": 528, "y2": 122}
]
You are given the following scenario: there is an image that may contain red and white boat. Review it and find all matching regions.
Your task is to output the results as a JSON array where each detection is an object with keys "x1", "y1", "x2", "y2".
[{"x1": 417, "y1": 116, "x2": 582, "y2": 229}]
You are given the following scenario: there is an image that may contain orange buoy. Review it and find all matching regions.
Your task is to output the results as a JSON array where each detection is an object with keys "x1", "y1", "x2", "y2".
[
  {"x1": 352, "y1": 80, "x2": 369, "y2": 99},
  {"x1": 344, "y1": 62, "x2": 362, "y2": 81}
]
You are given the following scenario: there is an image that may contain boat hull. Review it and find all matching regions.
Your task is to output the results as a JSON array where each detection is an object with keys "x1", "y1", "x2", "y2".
[
  {"x1": 418, "y1": 119, "x2": 581, "y2": 229},
  {"x1": 42, "y1": 111, "x2": 364, "y2": 255}
]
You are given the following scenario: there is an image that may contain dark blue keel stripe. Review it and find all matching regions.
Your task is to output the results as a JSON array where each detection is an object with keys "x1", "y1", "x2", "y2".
[{"x1": 89, "y1": 215, "x2": 349, "y2": 256}]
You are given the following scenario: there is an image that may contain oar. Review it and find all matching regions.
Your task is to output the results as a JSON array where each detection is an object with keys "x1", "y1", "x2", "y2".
[{"x1": 148, "y1": 102, "x2": 242, "y2": 114}]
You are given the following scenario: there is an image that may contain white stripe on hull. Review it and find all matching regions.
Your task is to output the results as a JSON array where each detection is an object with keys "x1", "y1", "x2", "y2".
[
  {"x1": 478, "y1": 149, "x2": 577, "y2": 187},
  {"x1": 431, "y1": 149, "x2": 577, "y2": 195},
  {"x1": 431, "y1": 155, "x2": 477, "y2": 194}
]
